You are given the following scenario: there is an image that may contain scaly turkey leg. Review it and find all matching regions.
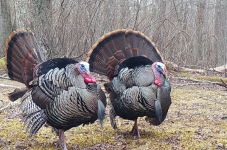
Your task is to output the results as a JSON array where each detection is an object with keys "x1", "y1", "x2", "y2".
[
  {"x1": 130, "y1": 119, "x2": 140, "y2": 138},
  {"x1": 110, "y1": 107, "x2": 117, "y2": 129},
  {"x1": 58, "y1": 129, "x2": 68, "y2": 150}
]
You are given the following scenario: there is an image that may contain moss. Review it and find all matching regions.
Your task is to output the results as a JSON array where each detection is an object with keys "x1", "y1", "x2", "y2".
[
  {"x1": 194, "y1": 75, "x2": 227, "y2": 82},
  {"x1": 178, "y1": 70, "x2": 227, "y2": 83},
  {"x1": 0, "y1": 57, "x2": 6, "y2": 70}
]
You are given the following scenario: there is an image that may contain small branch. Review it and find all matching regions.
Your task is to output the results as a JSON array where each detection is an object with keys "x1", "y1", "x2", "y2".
[
  {"x1": 174, "y1": 82, "x2": 211, "y2": 87},
  {"x1": 216, "y1": 79, "x2": 227, "y2": 89}
]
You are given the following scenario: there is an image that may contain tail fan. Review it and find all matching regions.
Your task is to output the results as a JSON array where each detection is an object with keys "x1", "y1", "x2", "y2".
[
  {"x1": 86, "y1": 29, "x2": 163, "y2": 79},
  {"x1": 21, "y1": 91, "x2": 47, "y2": 136},
  {"x1": 97, "y1": 99, "x2": 105, "y2": 127},
  {"x1": 96, "y1": 85, "x2": 106, "y2": 127},
  {"x1": 8, "y1": 87, "x2": 28, "y2": 101},
  {"x1": 5, "y1": 30, "x2": 44, "y2": 86}
]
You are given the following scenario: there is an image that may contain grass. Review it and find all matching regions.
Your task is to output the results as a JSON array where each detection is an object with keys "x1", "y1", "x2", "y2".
[
  {"x1": 0, "y1": 57, "x2": 6, "y2": 70},
  {"x1": 178, "y1": 71, "x2": 227, "y2": 82},
  {"x1": 0, "y1": 84, "x2": 227, "y2": 149}
]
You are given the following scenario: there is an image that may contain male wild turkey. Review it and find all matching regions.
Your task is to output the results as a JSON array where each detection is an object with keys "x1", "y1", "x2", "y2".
[
  {"x1": 86, "y1": 29, "x2": 171, "y2": 137},
  {"x1": 5, "y1": 30, "x2": 106, "y2": 150}
]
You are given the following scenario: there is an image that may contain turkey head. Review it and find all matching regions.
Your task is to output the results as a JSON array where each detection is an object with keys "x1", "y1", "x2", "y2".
[{"x1": 75, "y1": 61, "x2": 96, "y2": 84}]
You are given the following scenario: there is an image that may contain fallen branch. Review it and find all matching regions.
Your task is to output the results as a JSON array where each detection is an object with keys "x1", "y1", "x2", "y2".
[
  {"x1": 166, "y1": 61, "x2": 226, "y2": 76},
  {"x1": 216, "y1": 79, "x2": 227, "y2": 89},
  {"x1": 165, "y1": 61, "x2": 205, "y2": 73},
  {"x1": 0, "y1": 83, "x2": 19, "y2": 89},
  {"x1": 172, "y1": 77, "x2": 226, "y2": 88},
  {"x1": 0, "y1": 76, "x2": 10, "y2": 80},
  {"x1": 174, "y1": 82, "x2": 211, "y2": 87},
  {"x1": 210, "y1": 64, "x2": 227, "y2": 73}
]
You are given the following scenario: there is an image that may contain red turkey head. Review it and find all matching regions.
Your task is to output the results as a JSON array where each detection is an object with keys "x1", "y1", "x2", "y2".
[
  {"x1": 76, "y1": 61, "x2": 96, "y2": 84},
  {"x1": 152, "y1": 62, "x2": 167, "y2": 86}
]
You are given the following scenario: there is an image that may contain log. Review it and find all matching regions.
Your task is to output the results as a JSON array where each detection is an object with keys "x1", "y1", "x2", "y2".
[
  {"x1": 172, "y1": 77, "x2": 227, "y2": 89},
  {"x1": 210, "y1": 64, "x2": 227, "y2": 73}
]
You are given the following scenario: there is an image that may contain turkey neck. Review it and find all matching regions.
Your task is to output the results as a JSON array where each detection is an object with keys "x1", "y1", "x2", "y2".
[{"x1": 151, "y1": 64, "x2": 162, "y2": 86}]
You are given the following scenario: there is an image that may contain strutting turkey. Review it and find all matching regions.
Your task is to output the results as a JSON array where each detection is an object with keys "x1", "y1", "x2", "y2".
[
  {"x1": 5, "y1": 30, "x2": 106, "y2": 150},
  {"x1": 86, "y1": 29, "x2": 171, "y2": 137}
]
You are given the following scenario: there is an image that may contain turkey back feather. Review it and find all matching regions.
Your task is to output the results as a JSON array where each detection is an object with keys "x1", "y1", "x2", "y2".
[
  {"x1": 86, "y1": 29, "x2": 163, "y2": 79},
  {"x1": 5, "y1": 30, "x2": 44, "y2": 86},
  {"x1": 35, "y1": 58, "x2": 78, "y2": 76}
]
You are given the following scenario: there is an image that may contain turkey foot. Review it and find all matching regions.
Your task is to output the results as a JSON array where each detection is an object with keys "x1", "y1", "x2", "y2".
[
  {"x1": 130, "y1": 119, "x2": 140, "y2": 138},
  {"x1": 57, "y1": 129, "x2": 68, "y2": 150}
]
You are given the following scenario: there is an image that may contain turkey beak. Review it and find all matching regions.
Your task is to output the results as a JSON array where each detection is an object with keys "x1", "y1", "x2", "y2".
[{"x1": 81, "y1": 73, "x2": 96, "y2": 84}]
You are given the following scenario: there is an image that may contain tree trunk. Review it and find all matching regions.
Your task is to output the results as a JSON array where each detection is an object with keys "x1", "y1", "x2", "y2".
[
  {"x1": 153, "y1": 0, "x2": 167, "y2": 51},
  {"x1": 30, "y1": 0, "x2": 52, "y2": 58},
  {"x1": 214, "y1": 0, "x2": 227, "y2": 66},
  {"x1": 194, "y1": 0, "x2": 206, "y2": 65},
  {"x1": 0, "y1": 0, "x2": 12, "y2": 57}
]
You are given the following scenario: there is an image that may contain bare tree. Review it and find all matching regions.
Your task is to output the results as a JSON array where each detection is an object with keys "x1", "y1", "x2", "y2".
[
  {"x1": 0, "y1": 0, "x2": 226, "y2": 70},
  {"x1": 0, "y1": 0, "x2": 13, "y2": 56},
  {"x1": 194, "y1": 0, "x2": 206, "y2": 65}
]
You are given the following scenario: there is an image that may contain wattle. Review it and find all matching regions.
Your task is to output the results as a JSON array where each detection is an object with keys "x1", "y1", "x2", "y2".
[
  {"x1": 84, "y1": 77, "x2": 96, "y2": 83},
  {"x1": 154, "y1": 79, "x2": 162, "y2": 86}
]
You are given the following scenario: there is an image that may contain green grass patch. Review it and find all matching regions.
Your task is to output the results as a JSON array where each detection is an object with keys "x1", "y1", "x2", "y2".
[
  {"x1": 194, "y1": 75, "x2": 227, "y2": 82},
  {"x1": 178, "y1": 71, "x2": 227, "y2": 83},
  {"x1": 0, "y1": 57, "x2": 6, "y2": 70}
]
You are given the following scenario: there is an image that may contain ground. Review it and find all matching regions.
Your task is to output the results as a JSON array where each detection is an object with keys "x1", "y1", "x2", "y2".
[{"x1": 0, "y1": 71, "x2": 226, "y2": 150}]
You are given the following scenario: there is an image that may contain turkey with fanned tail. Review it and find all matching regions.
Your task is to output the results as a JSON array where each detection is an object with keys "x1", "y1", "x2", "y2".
[
  {"x1": 86, "y1": 29, "x2": 171, "y2": 137},
  {"x1": 5, "y1": 30, "x2": 106, "y2": 150}
]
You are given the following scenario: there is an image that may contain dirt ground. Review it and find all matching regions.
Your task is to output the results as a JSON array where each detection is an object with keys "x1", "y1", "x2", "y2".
[{"x1": 0, "y1": 73, "x2": 226, "y2": 150}]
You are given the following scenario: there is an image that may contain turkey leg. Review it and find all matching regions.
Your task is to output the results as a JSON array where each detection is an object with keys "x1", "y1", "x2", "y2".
[
  {"x1": 130, "y1": 119, "x2": 140, "y2": 138},
  {"x1": 110, "y1": 107, "x2": 117, "y2": 129},
  {"x1": 58, "y1": 129, "x2": 68, "y2": 150}
]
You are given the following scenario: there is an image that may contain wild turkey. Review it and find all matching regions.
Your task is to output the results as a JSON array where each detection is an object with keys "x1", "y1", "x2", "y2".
[
  {"x1": 86, "y1": 29, "x2": 171, "y2": 137},
  {"x1": 5, "y1": 30, "x2": 106, "y2": 150}
]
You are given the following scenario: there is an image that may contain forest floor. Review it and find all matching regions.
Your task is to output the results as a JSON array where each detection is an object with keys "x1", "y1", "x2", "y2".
[{"x1": 0, "y1": 70, "x2": 226, "y2": 150}]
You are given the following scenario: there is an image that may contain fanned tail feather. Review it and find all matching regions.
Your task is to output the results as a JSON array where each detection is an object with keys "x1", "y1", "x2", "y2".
[
  {"x1": 97, "y1": 99, "x2": 105, "y2": 127},
  {"x1": 21, "y1": 91, "x2": 47, "y2": 136},
  {"x1": 8, "y1": 87, "x2": 28, "y2": 101},
  {"x1": 25, "y1": 111, "x2": 47, "y2": 136},
  {"x1": 5, "y1": 29, "x2": 44, "y2": 86},
  {"x1": 86, "y1": 29, "x2": 163, "y2": 79}
]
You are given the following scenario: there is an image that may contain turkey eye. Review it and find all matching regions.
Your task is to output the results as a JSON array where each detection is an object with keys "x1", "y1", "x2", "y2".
[
  {"x1": 157, "y1": 65, "x2": 161, "y2": 69},
  {"x1": 80, "y1": 65, "x2": 86, "y2": 72}
]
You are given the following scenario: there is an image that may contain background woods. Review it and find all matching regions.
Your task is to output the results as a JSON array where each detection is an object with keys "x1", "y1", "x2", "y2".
[{"x1": 0, "y1": 0, "x2": 227, "y2": 68}]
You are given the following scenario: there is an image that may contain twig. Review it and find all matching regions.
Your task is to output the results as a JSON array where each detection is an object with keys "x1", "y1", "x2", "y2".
[
  {"x1": 216, "y1": 79, "x2": 227, "y2": 89},
  {"x1": 174, "y1": 82, "x2": 211, "y2": 87}
]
